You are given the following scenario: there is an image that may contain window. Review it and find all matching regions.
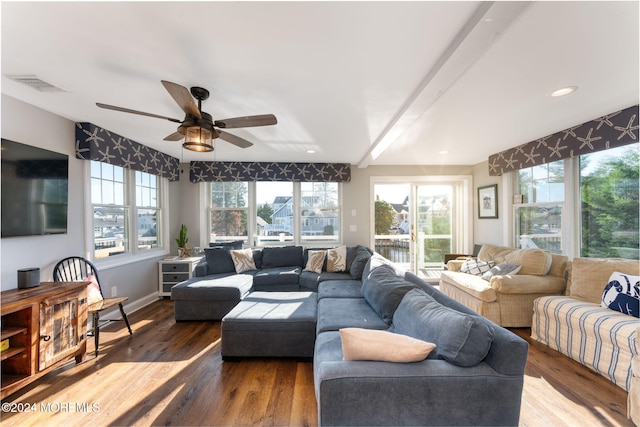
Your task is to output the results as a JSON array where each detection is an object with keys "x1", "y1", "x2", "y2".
[
  {"x1": 91, "y1": 162, "x2": 128, "y2": 258},
  {"x1": 135, "y1": 171, "x2": 160, "y2": 251},
  {"x1": 209, "y1": 182, "x2": 248, "y2": 244},
  {"x1": 580, "y1": 144, "x2": 639, "y2": 259},
  {"x1": 513, "y1": 143, "x2": 639, "y2": 259},
  {"x1": 301, "y1": 182, "x2": 340, "y2": 243},
  {"x1": 514, "y1": 161, "x2": 564, "y2": 253},
  {"x1": 256, "y1": 181, "x2": 294, "y2": 244},
  {"x1": 208, "y1": 181, "x2": 342, "y2": 247},
  {"x1": 90, "y1": 161, "x2": 164, "y2": 260}
]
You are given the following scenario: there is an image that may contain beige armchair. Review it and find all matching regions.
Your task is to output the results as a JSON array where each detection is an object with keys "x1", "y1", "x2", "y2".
[{"x1": 439, "y1": 244, "x2": 568, "y2": 327}]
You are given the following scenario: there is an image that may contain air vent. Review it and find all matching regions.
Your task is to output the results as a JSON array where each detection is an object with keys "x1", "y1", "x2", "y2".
[{"x1": 5, "y1": 75, "x2": 68, "y2": 93}]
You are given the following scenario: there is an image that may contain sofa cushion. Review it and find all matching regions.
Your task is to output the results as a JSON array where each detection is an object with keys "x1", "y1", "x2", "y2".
[
  {"x1": 253, "y1": 266, "x2": 301, "y2": 290},
  {"x1": 460, "y1": 259, "x2": 495, "y2": 275},
  {"x1": 261, "y1": 246, "x2": 304, "y2": 268},
  {"x1": 439, "y1": 271, "x2": 497, "y2": 302},
  {"x1": 569, "y1": 257, "x2": 640, "y2": 304},
  {"x1": 304, "y1": 250, "x2": 327, "y2": 274},
  {"x1": 204, "y1": 247, "x2": 236, "y2": 274},
  {"x1": 601, "y1": 271, "x2": 640, "y2": 317},
  {"x1": 361, "y1": 263, "x2": 417, "y2": 324},
  {"x1": 349, "y1": 246, "x2": 372, "y2": 279},
  {"x1": 327, "y1": 245, "x2": 347, "y2": 272},
  {"x1": 339, "y1": 328, "x2": 436, "y2": 362},
  {"x1": 481, "y1": 263, "x2": 521, "y2": 281},
  {"x1": 392, "y1": 288, "x2": 495, "y2": 367},
  {"x1": 317, "y1": 298, "x2": 389, "y2": 333},
  {"x1": 230, "y1": 248, "x2": 257, "y2": 273}
]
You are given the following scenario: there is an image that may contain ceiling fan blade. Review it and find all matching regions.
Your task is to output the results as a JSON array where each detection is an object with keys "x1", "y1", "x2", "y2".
[
  {"x1": 214, "y1": 114, "x2": 277, "y2": 129},
  {"x1": 96, "y1": 103, "x2": 182, "y2": 123},
  {"x1": 218, "y1": 130, "x2": 254, "y2": 148},
  {"x1": 161, "y1": 80, "x2": 201, "y2": 119},
  {"x1": 163, "y1": 132, "x2": 184, "y2": 141}
]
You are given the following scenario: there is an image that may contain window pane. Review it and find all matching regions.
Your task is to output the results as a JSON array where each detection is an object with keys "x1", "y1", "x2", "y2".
[
  {"x1": 93, "y1": 206, "x2": 128, "y2": 259},
  {"x1": 211, "y1": 182, "x2": 248, "y2": 208},
  {"x1": 301, "y1": 182, "x2": 340, "y2": 243},
  {"x1": 518, "y1": 161, "x2": 564, "y2": 204},
  {"x1": 136, "y1": 171, "x2": 157, "y2": 208},
  {"x1": 580, "y1": 144, "x2": 639, "y2": 259},
  {"x1": 515, "y1": 205, "x2": 563, "y2": 253},
  {"x1": 210, "y1": 210, "x2": 248, "y2": 239},
  {"x1": 137, "y1": 208, "x2": 158, "y2": 251},
  {"x1": 256, "y1": 182, "x2": 294, "y2": 244}
]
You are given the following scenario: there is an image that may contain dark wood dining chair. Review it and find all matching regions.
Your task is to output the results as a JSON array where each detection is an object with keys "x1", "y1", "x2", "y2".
[{"x1": 53, "y1": 256, "x2": 133, "y2": 356}]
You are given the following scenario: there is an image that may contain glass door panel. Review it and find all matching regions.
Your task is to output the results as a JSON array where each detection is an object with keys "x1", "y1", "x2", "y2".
[{"x1": 414, "y1": 184, "x2": 453, "y2": 273}]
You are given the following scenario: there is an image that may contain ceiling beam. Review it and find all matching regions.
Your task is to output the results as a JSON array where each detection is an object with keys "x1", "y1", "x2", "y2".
[{"x1": 357, "y1": 1, "x2": 533, "y2": 168}]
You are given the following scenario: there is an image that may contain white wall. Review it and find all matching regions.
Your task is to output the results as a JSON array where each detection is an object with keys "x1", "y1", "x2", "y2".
[
  {"x1": 1, "y1": 95, "x2": 162, "y2": 313},
  {"x1": 472, "y1": 161, "x2": 508, "y2": 247},
  {"x1": 1, "y1": 95, "x2": 86, "y2": 290}
]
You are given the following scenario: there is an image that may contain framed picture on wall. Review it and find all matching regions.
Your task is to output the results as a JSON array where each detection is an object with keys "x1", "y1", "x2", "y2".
[{"x1": 478, "y1": 184, "x2": 498, "y2": 219}]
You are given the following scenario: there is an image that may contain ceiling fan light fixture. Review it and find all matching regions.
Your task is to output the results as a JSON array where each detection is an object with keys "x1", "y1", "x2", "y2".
[{"x1": 183, "y1": 126, "x2": 214, "y2": 152}]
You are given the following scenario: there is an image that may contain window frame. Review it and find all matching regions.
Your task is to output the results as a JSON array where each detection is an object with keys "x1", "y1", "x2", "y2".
[
  {"x1": 85, "y1": 161, "x2": 169, "y2": 267},
  {"x1": 205, "y1": 181, "x2": 343, "y2": 248},
  {"x1": 512, "y1": 144, "x2": 639, "y2": 259}
]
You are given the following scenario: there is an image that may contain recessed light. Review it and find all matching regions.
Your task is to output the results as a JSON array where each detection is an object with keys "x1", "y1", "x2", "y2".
[
  {"x1": 551, "y1": 86, "x2": 577, "y2": 97},
  {"x1": 306, "y1": 149, "x2": 316, "y2": 154},
  {"x1": 439, "y1": 150, "x2": 449, "y2": 155}
]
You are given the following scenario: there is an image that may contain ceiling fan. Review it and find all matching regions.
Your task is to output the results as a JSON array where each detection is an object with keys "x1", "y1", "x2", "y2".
[{"x1": 96, "y1": 80, "x2": 277, "y2": 152}]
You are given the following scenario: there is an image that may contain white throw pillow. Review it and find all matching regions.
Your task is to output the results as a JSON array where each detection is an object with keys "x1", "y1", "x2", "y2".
[
  {"x1": 327, "y1": 245, "x2": 347, "y2": 272},
  {"x1": 304, "y1": 250, "x2": 327, "y2": 274},
  {"x1": 340, "y1": 328, "x2": 436, "y2": 362},
  {"x1": 460, "y1": 259, "x2": 495, "y2": 276},
  {"x1": 230, "y1": 249, "x2": 257, "y2": 273}
]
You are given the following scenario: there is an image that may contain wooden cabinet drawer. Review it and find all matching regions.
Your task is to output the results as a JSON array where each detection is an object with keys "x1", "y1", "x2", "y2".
[
  {"x1": 162, "y1": 263, "x2": 190, "y2": 273},
  {"x1": 162, "y1": 272, "x2": 190, "y2": 283}
]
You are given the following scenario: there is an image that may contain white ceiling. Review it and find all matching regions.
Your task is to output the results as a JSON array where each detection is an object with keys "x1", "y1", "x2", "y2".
[{"x1": 2, "y1": 1, "x2": 638, "y2": 166}]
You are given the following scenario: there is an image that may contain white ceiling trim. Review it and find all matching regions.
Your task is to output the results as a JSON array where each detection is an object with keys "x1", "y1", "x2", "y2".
[{"x1": 358, "y1": 1, "x2": 532, "y2": 168}]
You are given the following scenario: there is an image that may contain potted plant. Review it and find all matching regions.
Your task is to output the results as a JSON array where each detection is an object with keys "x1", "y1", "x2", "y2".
[{"x1": 175, "y1": 224, "x2": 191, "y2": 258}]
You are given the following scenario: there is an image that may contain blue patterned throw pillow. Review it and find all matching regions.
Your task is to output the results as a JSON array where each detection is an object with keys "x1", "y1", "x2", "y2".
[
  {"x1": 601, "y1": 271, "x2": 640, "y2": 317},
  {"x1": 460, "y1": 259, "x2": 495, "y2": 276}
]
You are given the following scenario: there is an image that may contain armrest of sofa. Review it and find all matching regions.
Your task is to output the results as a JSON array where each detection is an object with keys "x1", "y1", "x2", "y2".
[
  {"x1": 446, "y1": 259, "x2": 466, "y2": 272},
  {"x1": 194, "y1": 258, "x2": 208, "y2": 277},
  {"x1": 489, "y1": 274, "x2": 566, "y2": 294}
]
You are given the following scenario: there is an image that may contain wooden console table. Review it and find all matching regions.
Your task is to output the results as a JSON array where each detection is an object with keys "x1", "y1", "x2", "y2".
[{"x1": 1, "y1": 282, "x2": 88, "y2": 399}]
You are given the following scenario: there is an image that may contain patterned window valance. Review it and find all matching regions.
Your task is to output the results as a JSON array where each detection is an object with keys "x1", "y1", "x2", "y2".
[
  {"x1": 75, "y1": 122, "x2": 180, "y2": 181},
  {"x1": 488, "y1": 105, "x2": 639, "y2": 176},
  {"x1": 190, "y1": 161, "x2": 351, "y2": 183}
]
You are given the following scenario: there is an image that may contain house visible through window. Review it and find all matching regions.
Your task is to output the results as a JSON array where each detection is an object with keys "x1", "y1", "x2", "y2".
[{"x1": 209, "y1": 181, "x2": 341, "y2": 246}]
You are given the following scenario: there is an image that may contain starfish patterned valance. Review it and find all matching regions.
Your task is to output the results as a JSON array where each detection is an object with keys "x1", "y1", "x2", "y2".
[
  {"x1": 189, "y1": 161, "x2": 351, "y2": 183},
  {"x1": 75, "y1": 122, "x2": 180, "y2": 181},
  {"x1": 488, "y1": 105, "x2": 639, "y2": 176}
]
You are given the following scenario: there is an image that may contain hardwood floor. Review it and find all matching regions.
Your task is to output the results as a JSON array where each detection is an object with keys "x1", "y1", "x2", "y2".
[{"x1": 1, "y1": 299, "x2": 633, "y2": 427}]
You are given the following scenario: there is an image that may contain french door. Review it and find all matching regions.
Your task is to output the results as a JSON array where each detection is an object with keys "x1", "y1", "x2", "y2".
[{"x1": 372, "y1": 177, "x2": 472, "y2": 278}]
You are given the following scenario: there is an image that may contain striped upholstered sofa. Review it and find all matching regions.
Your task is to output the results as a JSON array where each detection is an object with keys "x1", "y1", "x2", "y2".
[{"x1": 532, "y1": 257, "x2": 639, "y2": 391}]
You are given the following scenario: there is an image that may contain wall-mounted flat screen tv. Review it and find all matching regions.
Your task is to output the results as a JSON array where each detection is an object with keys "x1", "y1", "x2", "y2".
[{"x1": 1, "y1": 139, "x2": 69, "y2": 238}]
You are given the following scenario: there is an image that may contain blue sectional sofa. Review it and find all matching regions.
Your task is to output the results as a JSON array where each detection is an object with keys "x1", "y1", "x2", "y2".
[{"x1": 170, "y1": 246, "x2": 529, "y2": 426}]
